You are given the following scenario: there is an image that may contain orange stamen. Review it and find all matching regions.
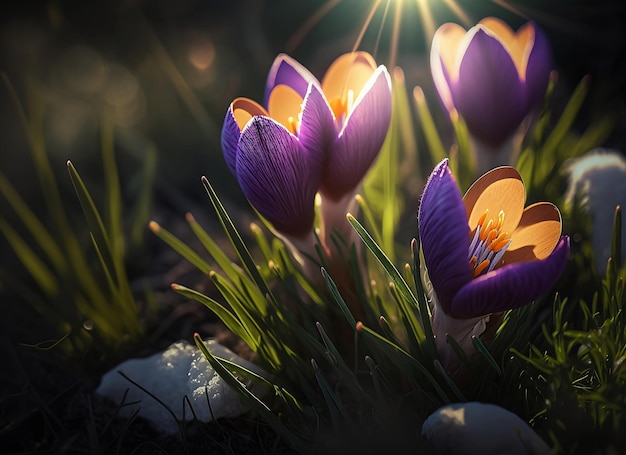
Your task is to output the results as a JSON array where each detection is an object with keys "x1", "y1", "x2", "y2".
[
  {"x1": 486, "y1": 229, "x2": 498, "y2": 246},
  {"x1": 473, "y1": 259, "x2": 490, "y2": 277},
  {"x1": 496, "y1": 210, "x2": 505, "y2": 230},
  {"x1": 492, "y1": 235, "x2": 510, "y2": 252},
  {"x1": 480, "y1": 219, "x2": 494, "y2": 241},
  {"x1": 477, "y1": 209, "x2": 488, "y2": 228},
  {"x1": 468, "y1": 209, "x2": 512, "y2": 277}
]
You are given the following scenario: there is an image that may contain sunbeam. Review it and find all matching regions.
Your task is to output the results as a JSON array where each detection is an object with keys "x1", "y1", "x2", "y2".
[{"x1": 285, "y1": 0, "x2": 559, "y2": 72}]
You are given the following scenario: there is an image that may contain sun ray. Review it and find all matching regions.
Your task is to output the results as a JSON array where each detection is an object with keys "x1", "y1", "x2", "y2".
[
  {"x1": 286, "y1": 0, "x2": 343, "y2": 53},
  {"x1": 415, "y1": 0, "x2": 437, "y2": 48},
  {"x1": 442, "y1": 0, "x2": 473, "y2": 27},
  {"x1": 388, "y1": 0, "x2": 403, "y2": 68},
  {"x1": 372, "y1": 0, "x2": 393, "y2": 59},
  {"x1": 352, "y1": 0, "x2": 384, "y2": 53},
  {"x1": 490, "y1": 0, "x2": 529, "y2": 19}
]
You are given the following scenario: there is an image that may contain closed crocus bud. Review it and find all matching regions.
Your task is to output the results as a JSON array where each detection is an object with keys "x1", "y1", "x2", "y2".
[
  {"x1": 221, "y1": 55, "x2": 335, "y2": 261},
  {"x1": 431, "y1": 18, "x2": 552, "y2": 172}
]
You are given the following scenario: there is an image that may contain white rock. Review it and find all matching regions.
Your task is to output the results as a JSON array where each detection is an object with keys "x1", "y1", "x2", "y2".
[
  {"x1": 96, "y1": 338, "x2": 266, "y2": 433},
  {"x1": 564, "y1": 148, "x2": 626, "y2": 273},
  {"x1": 422, "y1": 402, "x2": 551, "y2": 455}
]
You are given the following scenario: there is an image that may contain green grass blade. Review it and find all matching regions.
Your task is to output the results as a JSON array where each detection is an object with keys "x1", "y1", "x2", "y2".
[
  {"x1": 209, "y1": 271, "x2": 265, "y2": 340},
  {"x1": 193, "y1": 334, "x2": 307, "y2": 452},
  {"x1": 433, "y1": 359, "x2": 466, "y2": 401},
  {"x1": 149, "y1": 220, "x2": 212, "y2": 274},
  {"x1": 347, "y1": 214, "x2": 425, "y2": 340},
  {"x1": 542, "y1": 75, "x2": 590, "y2": 158},
  {"x1": 354, "y1": 194, "x2": 384, "y2": 246},
  {"x1": 201, "y1": 177, "x2": 274, "y2": 302},
  {"x1": 472, "y1": 336, "x2": 502, "y2": 376},
  {"x1": 411, "y1": 238, "x2": 437, "y2": 358},
  {"x1": 0, "y1": 217, "x2": 58, "y2": 295},
  {"x1": 3, "y1": 75, "x2": 71, "y2": 240},
  {"x1": 185, "y1": 212, "x2": 242, "y2": 281},
  {"x1": 450, "y1": 112, "x2": 474, "y2": 188},
  {"x1": 310, "y1": 358, "x2": 350, "y2": 428},
  {"x1": 357, "y1": 322, "x2": 449, "y2": 403},
  {"x1": 173, "y1": 284, "x2": 257, "y2": 349},
  {"x1": 66, "y1": 160, "x2": 116, "y2": 283},
  {"x1": 321, "y1": 267, "x2": 357, "y2": 329},
  {"x1": 0, "y1": 172, "x2": 67, "y2": 273},
  {"x1": 413, "y1": 86, "x2": 446, "y2": 165},
  {"x1": 131, "y1": 144, "x2": 158, "y2": 246},
  {"x1": 611, "y1": 206, "x2": 622, "y2": 270}
]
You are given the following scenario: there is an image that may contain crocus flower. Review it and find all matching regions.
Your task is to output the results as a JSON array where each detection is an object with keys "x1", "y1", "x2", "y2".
[
  {"x1": 418, "y1": 159, "x2": 569, "y2": 368},
  {"x1": 267, "y1": 53, "x2": 392, "y2": 246},
  {"x1": 419, "y1": 159, "x2": 568, "y2": 317},
  {"x1": 263, "y1": 53, "x2": 392, "y2": 201},
  {"x1": 430, "y1": 18, "x2": 552, "y2": 170},
  {"x1": 222, "y1": 52, "x2": 392, "y2": 255},
  {"x1": 221, "y1": 58, "x2": 334, "y2": 241}
]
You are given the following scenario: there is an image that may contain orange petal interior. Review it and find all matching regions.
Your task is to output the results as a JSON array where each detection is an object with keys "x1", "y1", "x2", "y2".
[
  {"x1": 267, "y1": 84, "x2": 305, "y2": 133},
  {"x1": 321, "y1": 52, "x2": 376, "y2": 110},
  {"x1": 463, "y1": 167, "x2": 526, "y2": 236},
  {"x1": 232, "y1": 97, "x2": 268, "y2": 130},
  {"x1": 431, "y1": 22, "x2": 468, "y2": 82},
  {"x1": 502, "y1": 202, "x2": 562, "y2": 264},
  {"x1": 479, "y1": 17, "x2": 534, "y2": 80}
]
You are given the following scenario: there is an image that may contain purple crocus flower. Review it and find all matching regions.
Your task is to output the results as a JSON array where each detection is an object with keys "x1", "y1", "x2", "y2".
[
  {"x1": 418, "y1": 159, "x2": 569, "y2": 319},
  {"x1": 221, "y1": 59, "x2": 334, "y2": 240},
  {"x1": 263, "y1": 52, "x2": 392, "y2": 201},
  {"x1": 430, "y1": 17, "x2": 552, "y2": 148},
  {"x1": 221, "y1": 52, "x2": 392, "y2": 244},
  {"x1": 317, "y1": 52, "x2": 392, "y2": 201}
]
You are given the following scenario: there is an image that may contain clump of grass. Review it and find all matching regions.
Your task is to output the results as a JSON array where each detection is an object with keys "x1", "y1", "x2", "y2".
[
  {"x1": 149, "y1": 66, "x2": 620, "y2": 453},
  {"x1": 0, "y1": 75, "x2": 155, "y2": 370},
  {"x1": 513, "y1": 207, "x2": 626, "y2": 453}
]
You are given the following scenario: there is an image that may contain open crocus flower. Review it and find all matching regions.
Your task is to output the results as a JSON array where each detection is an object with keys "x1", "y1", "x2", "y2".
[
  {"x1": 418, "y1": 160, "x2": 569, "y2": 370},
  {"x1": 430, "y1": 18, "x2": 551, "y2": 170},
  {"x1": 419, "y1": 159, "x2": 569, "y2": 319}
]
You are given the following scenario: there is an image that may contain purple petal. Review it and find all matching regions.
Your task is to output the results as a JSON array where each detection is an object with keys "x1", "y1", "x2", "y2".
[
  {"x1": 451, "y1": 28, "x2": 528, "y2": 146},
  {"x1": 298, "y1": 83, "x2": 335, "y2": 173},
  {"x1": 450, "y1": 236, "x2": 570, "y2": 318},
  {"x1": 264, "y1": 54, "x2": 319, "y2": 107},
  {"x1": 319, "y1": 66, "x2": 392, "y2": 200},
  {"x1": 525, "y1": 22, "x2": 552, "y2": 111},
  {"x1": 221, "y1": 106, "x2": 242, "y2": 175},
  {"x1": 236, "y1": 116, "x2": 319, "y2": 238},
  {"x1": 418, "y1": 159, "x2": 473, "y2": 314}
]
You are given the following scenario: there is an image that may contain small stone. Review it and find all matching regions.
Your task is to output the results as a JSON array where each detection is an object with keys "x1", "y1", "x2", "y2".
[
  {"x1": 96, "y1": 338, "x2": 266, "y2": 433},
  {"x1": 422, "y1": 402, "x2": 550, "y2": 455},
  {"x1": 564, "y1": 148, "x2": 626, "y2": 274}
]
